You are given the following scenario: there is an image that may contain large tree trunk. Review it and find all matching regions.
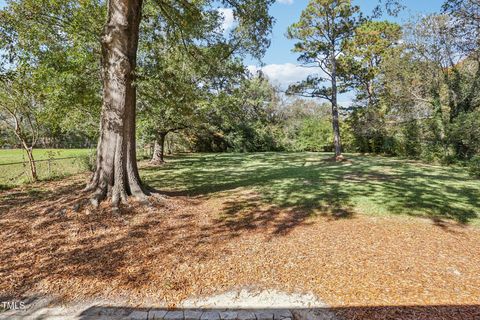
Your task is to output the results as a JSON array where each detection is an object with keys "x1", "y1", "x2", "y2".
[
  {"x1": 151, "y1": 132, "x2": 166, "y2": 165},
  {"x1": 85, "y1": 0, "x2": 146, "y2": 208},
  {"x1": 331, "y1": 55, "x2": 343, "y2": 159}
]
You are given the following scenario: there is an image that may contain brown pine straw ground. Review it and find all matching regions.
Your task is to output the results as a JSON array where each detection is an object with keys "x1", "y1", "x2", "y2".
[{"x1": 1, "y1": 173, "x2": 480, "y2": 319}]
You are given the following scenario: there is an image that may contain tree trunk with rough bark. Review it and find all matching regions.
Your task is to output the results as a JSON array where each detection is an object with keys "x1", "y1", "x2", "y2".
[
  {"x1": 85, "y1": 0, "x2": 147, "y2": 208},
  {"x1": 151, "y1": 132, "x2": 166, "y2": 165},
  {"x1": 331, "y1": 53, "x2": 343, "y2": 159},
  {"x1": 24, "y1": 147, "x2": 38, "y2": 182}
]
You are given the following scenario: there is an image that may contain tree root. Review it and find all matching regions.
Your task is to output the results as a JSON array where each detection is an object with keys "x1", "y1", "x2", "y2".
[
  {"x1": 323, "y1": 155, "x2": 349, "y2": 163},
  {"x1": 84, "y1": 180, "x2": 157, "y2": 211},
  {"x1": 83, "y1": 157, "x2": 158, "y2": 209},
  {"x1": 149, "y1": 159, "x2": 166, "y2": 166}
]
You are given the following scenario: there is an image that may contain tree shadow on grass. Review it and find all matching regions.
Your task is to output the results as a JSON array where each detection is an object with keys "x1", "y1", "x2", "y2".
[
  {"x1": 213, "y1": 177, "x2": 355, "y2": 237},
  {"x1": 370, "y1": 166, "x2": 479, "y2": 225},
  {"x1": 143, "y1": 153, "x2": 479, "y2": 226}
]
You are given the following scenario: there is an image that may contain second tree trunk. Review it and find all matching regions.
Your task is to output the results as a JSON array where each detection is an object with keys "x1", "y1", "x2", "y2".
[
  {"x1": 151, "y1": 132, "x2": 166, "y2": 164},
  {"x1": 331, "y1": 53, "x2": 343, "y2": 159}
]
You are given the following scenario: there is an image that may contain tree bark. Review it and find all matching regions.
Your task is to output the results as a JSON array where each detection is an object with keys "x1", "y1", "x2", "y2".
[
  {"x1": 9, "y1": 109, "x2": 39, "y2": 182},
  {"x1": 151, "y1": 132, "x2": 166, "y2": 164},
  {"x1": 85, "y1": 0, "x2": 147, "y2": 208},
  {"x1": 24, "y1": 147, "x2": 38, "y2": 182},
  {"x1": 331, "y1": 53, "x2": 343, "y2": 159}
]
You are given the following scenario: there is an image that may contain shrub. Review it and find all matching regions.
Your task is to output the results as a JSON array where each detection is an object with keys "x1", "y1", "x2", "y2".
[
  {"x1": 448, "y1": 110, "x2": 480, "y2": 159},
  {"x1": 75, "y1": 151, "x2": 96, "y2": 172},
  {"x1": 468, "y1": 155, "x2": 480, "y2": 178},
  {"x1": 296, "y1": 117, "x2": 332, "y2": 152}
]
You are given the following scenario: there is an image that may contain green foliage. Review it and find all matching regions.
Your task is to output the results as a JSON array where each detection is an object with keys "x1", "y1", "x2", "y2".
[
  {"x1": 338, "y1": 11, "x2": 480, "y2": 164},
  {"x1": 401, "y1": 121, "x2": 422, "y2": 158},
  {"x1": 136, "y1": 15, "x2": 249, "y2": 145},
  {"x1": 448, "y1": 109, "x2": 480, "y2": 159},
  {"x1": 135, "y1": 0, "x2": 275, "y2": 151},
  {"x1": 468, "y1": 155, "x2": 480, "y2": 178},
  {"x1": 224, "y1": 122, "x2": 282, "y2": 152},
  {"x1": 296, "y1": 117, "x2": 332, "y2": 152},
  {"x1": 340, "y1": 20, "x2": 401, "y2": 106},
  {"x1": 0, "y1": 0, "x2": 104, "y2": 143},
  {"x1": 187, "y1": 74, "x2": 284, "y2": 153},
  {"x1": 0, "y1": 70, "x2": 42, "y2": 151},
  {"x1": 339, "y1": 20, "x2": 401, "y2": 155},
  {"x1": 1, "y1": 0, "x2": 275, "y2": 152},
  {"x1": 345, "y1": 106, "x2": 388, "y2": 154}
]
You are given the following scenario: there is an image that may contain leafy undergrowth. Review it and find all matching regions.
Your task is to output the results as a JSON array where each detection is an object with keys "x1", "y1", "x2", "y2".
[{"x1": 1, "y1": 160, "x2": 480, "y2": 319}]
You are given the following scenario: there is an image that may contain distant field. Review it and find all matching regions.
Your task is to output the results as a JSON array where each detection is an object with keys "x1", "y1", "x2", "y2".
[
  {"x1": 0, "y1": 149, "x2": 95, "y2": 188},
  {"x1": 0, "y1": 149, "x2": 93, "y2": 165},
  {"x1": 0, "y1": 148, "x2": 155, "y2": 188}
]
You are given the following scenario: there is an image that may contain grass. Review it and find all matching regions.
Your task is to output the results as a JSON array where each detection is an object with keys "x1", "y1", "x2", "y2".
[
  {"x1": 0, "y1": 148, "x2": 155, "y2": 188},
  {"x1": 0, "y1": 148, "x2": 93, "y2": 164},
  {"x1": 142, "y1": 152, "x2": 480, "y2": 226},
  {"x1": 0, "y1": 149, "x2": 94, "y2": 188},
  {"x1": 1, "y1": 150, "x2": 478, "y2": 225}
]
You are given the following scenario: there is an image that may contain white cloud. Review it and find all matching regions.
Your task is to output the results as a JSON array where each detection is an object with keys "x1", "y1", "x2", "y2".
[
  {"x1": 338, "y1": 92, "x2": 355, "y2": 107},
  {"x1": 218, "y1": 8, "x2": 235, "y2": 32},
  {"x1": 248, "y1": 63, "x2": 353, "y2": 106},
  {"x1": 277, "y1": 0, "x2": 294, "y2": 4},
  {"x1": 248, "y1": 63, "x2": 322, "y2": 90}
]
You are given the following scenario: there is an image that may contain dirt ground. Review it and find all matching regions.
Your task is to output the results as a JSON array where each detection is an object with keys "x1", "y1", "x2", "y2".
[{"x1": 1, "y1": 173, "x2": 479, "y2": 319}]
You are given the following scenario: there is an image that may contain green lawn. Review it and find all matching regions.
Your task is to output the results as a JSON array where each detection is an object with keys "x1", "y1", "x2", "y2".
[
  {"x1": 1, "y1": 150, "x2": 479, "y2": 225},
  {"x1": 0, "y1": 148, "x2": 93, "y2": 164},
  {"x1": 0, "y1": 149, "x2": 94, "y2": 188},
  {"x1": 142, "y1": 152, "x2": 480, "y2": 226},
  {"x1": 0, "y1": 148, "x2": 154, "y2": 188}
]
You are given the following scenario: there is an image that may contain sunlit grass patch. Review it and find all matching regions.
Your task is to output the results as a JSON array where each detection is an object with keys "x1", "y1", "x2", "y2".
[{"x1": 142, "y1": 152, "x2": 480, "y2": 225}]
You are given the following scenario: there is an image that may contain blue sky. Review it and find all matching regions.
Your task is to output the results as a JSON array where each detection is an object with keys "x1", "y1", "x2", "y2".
[
  {"x1": 247, "y1": 0, "x2": 445, "y2": 93},
  {"x1": 261, "y1": 0, "x2": 445, "y2": 65}
]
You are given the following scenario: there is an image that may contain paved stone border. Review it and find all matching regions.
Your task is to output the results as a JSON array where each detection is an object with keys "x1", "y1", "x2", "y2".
[
  {"x1": 0, "y1": 306, "x2": 338, "y2": 320},
  {"x1": 80, "y1": 308, "x2": 297, "y2": 320},
  {"x1": 0, "y1": 291, "x2": 338, "y2": 320}
]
